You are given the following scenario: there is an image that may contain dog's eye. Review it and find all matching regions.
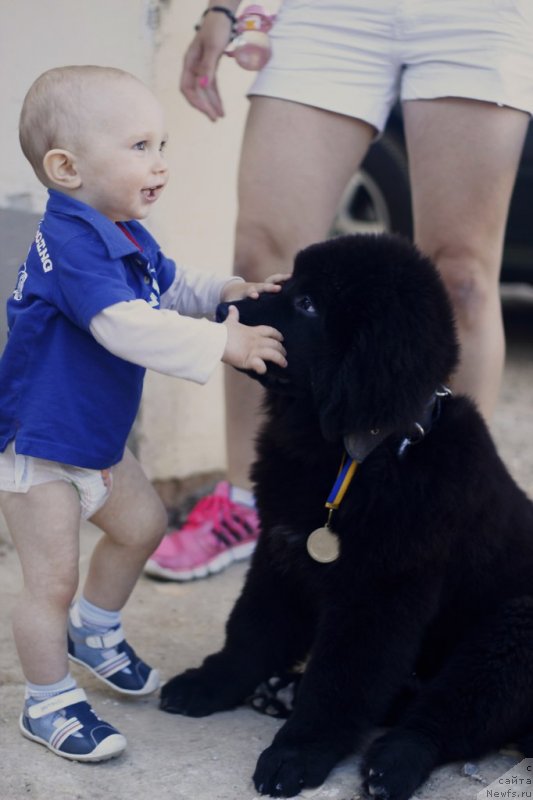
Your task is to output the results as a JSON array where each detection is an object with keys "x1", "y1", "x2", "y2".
[{"x1": 295, "y1": 295, "x2": 317, "y2": 316}]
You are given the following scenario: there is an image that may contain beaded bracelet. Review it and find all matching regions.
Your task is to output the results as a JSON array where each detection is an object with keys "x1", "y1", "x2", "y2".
[{"x1": 195, "y1": 6, "x2": 238, "y2": 40}]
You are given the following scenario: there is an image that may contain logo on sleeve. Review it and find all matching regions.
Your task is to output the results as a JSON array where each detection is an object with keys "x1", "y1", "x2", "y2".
[{"x1": 13, "y1": 264, "x2": 28, "y2": 301}]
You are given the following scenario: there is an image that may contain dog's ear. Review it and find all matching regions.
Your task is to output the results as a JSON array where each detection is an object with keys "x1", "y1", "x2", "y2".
[
  {"x1": 308, "y1": 236, "x2": 459, "y2": 441},
  {"x1": 312, "y1": 332, "x2": 409, "y2": 441},
  {"x1": 313, "y1": 332, "x2": 455, "y2": 441}
]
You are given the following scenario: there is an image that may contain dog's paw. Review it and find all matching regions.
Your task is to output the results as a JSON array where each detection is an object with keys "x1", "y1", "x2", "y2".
[
  {"x1": 361, "y1": 730, "x2": 436, "y2": 800},
  {"x1": 253, "y1": 742, "x2": 339, "y2": 797},
  {"x1": 159, "y1": 667, "x2": 243, "y2": 717}
]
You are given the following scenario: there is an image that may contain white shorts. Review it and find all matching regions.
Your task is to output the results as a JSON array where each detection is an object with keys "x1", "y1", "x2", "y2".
[
  {"x1": 250, "y1": 0, "x2": 533, "y2": 131},
  {"x1": 0, "y1": 442, "x2": 113, "y2": 520}
]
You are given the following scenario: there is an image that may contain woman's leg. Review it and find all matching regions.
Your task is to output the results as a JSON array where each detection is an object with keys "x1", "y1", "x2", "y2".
[
  {"x1": 83, "y1": 449, "x2": 167, "y2": 610},
  {"x1": 227, "y1": 96, "x2": 376, "y2": 489},
  {"x1": 0, "y1": 483, "x2": 81, "y2": 684},
  {"x1": 403, "y1": 98, "x2": 529, "y2": 420}
]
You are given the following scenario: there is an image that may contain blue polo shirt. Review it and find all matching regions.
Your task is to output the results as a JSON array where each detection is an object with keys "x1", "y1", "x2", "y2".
[{"x1": 0, "y1": 190, "x2": 175, "y2": 469}]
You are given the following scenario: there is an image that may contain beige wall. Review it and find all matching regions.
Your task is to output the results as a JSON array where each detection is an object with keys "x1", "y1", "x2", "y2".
[
  {"x1": 0, "y1": 0, "x2": 155, "y2": 212},
  {"x1": 0, "y1": 0, "x2": 258, "y2": 482},
  {"x1": 139, "y1": 1, "x2": 255, "y2": 481}
]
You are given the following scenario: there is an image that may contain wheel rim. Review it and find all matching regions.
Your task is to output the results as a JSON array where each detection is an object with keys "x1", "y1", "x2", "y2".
[{"x1": 331, "y1": 170, "x2": 391, "y2": 236}]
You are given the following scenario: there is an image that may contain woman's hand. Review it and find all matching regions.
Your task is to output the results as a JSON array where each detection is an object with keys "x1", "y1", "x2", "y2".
[{"x1": 180, "y1": 7, "x2": 239, "y2": 121}]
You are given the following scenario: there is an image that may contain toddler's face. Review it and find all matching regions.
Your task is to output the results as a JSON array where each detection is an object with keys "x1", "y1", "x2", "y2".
[{"x1": 73, "y1": 79, "x2": 169, "y2": 222}]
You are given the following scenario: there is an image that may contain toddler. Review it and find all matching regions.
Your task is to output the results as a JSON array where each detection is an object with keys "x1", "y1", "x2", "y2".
[{"x1": 0, "y1": 65, "x2": 287, "y2": 762}]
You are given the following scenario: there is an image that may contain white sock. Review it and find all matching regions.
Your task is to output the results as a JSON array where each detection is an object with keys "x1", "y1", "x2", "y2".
[
  {"x1": 26, "y1": 673, "x2": 77, "y2": 702},
  {"x1": 229, "y1": 485, "x2": 255, "y2": 508},
  {"x1": 76, "y1": 595, "x2": 121, "y2": 634}
]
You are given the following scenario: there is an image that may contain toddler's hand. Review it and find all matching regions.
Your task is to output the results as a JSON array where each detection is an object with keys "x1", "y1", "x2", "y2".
[
  {"x1": 221, "y1": 273, "x2": 291, "y2": 302},
  {"x1": 222, "y1": 305, "x2": 287, "y2": 374}
]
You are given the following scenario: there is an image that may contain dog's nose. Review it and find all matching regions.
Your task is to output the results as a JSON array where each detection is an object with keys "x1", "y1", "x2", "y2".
[{"x1": 216, "y1": 302, "x2": 230, "y2": 323}]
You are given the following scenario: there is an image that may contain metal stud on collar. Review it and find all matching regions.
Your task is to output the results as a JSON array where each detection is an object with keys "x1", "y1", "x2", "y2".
[{"x1": 397, "y1": 422, "x2": 426, "y2": 459}]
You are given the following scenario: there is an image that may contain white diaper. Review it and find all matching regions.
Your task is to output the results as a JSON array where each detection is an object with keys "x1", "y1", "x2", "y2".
[{"x1": 0, "y1": 441, "x2": 113, "y2": 520}]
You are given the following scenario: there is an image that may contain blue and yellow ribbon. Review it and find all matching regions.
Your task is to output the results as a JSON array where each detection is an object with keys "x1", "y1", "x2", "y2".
[{"x1": 325, "y1": 454, "x2": 358, "y2": 511}]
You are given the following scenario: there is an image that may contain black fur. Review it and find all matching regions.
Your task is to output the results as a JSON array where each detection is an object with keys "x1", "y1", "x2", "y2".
[{"x1": 160, "y1": 234, "x2": 533, "y2": 800}]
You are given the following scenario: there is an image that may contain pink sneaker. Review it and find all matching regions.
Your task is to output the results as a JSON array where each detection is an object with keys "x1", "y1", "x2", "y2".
[{"x1": 144, "y1": 482, "x2": 259, "y2": 581}]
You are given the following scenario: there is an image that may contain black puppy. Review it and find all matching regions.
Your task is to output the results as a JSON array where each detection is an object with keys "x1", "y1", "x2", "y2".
[{"x1": 160, "y1": 234, "x2": 533, "y2": 800}]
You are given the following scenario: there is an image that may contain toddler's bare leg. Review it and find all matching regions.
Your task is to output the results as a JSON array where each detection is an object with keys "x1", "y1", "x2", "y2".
[
  {"x1": 0, "y1": 483, "x2": 81, "y2": 684},
  {"x1": 83, "y1": 448, "x2": 167, "y2": 611}
]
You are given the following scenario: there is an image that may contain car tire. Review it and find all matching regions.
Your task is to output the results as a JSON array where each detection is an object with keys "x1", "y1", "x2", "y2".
[{"x1": 331, "y1": 132, "x2": 413, "y2": 240}]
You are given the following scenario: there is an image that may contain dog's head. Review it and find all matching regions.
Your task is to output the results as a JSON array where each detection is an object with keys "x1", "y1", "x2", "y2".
[{"x1": 217, "y1": 234, "x2": 459, "y2": 441}]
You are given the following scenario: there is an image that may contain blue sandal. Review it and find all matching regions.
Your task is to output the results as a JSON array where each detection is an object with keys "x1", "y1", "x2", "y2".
[
  {"x1": 68, "y1": 605, "x2": 160, "y2": 696},
  {"x1": 20, "y1": 688, "x2": 126, "y2": 762}
]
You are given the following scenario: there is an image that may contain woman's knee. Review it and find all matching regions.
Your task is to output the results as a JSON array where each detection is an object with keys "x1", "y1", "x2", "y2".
[{"x1": 428, "y1": 244, "x2": 500, "y2": 329}]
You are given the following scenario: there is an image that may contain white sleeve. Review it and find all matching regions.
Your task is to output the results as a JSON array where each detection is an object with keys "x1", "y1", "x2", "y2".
[
  {"x1": 160, "y1": 263, "x2": 243, "y2": 317},
  {"x1": 89, "y1": 300, "x2": 228, "y2": 384}
]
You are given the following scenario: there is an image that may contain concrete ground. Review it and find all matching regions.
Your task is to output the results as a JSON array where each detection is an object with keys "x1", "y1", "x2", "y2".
[{"x1": 1, "y1": 287, "x2": 533, "y2": 800}]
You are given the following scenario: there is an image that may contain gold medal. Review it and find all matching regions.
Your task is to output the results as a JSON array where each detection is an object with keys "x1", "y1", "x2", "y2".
[
  {"x1": 306, "y1": 526, "x2": 340, "y2": 563},
  {"x1": 306, "y1": 452, "x2": 357, "y2": 565}
]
